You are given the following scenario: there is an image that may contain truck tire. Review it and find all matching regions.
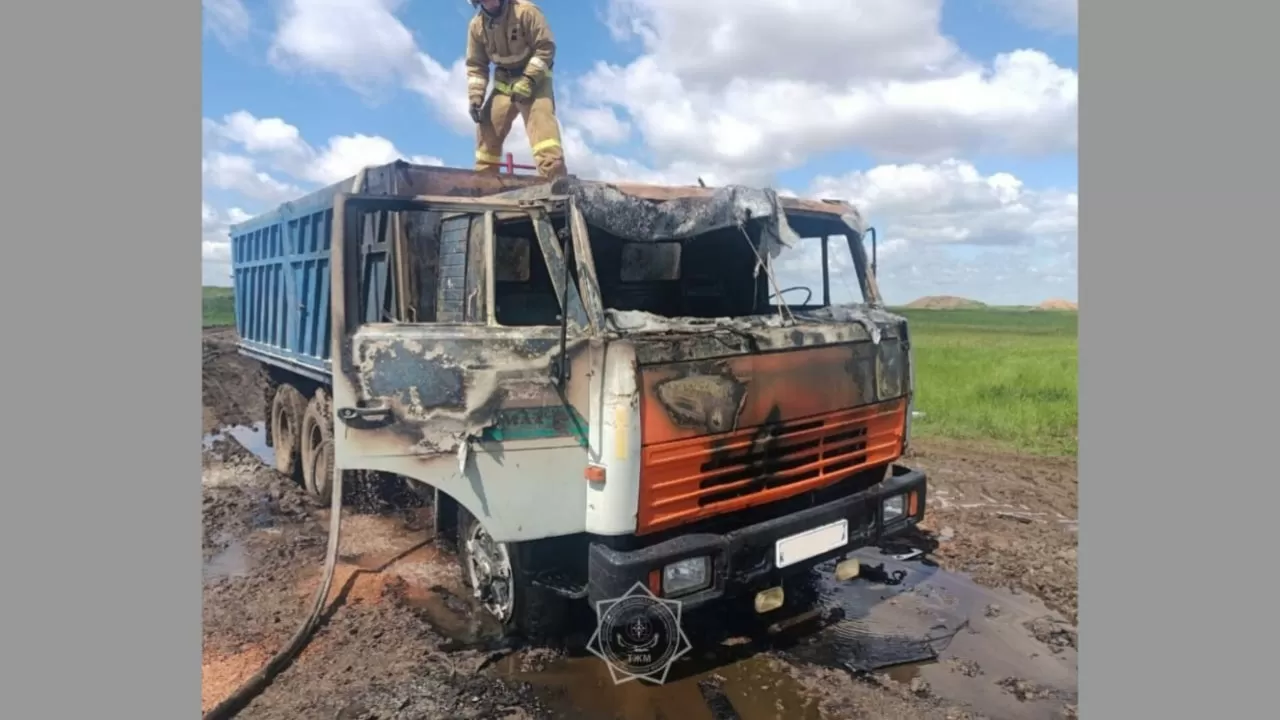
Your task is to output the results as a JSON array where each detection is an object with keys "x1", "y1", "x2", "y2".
[
  {"x1": 456, "y1": 504, "x2": 567, "y2": 642},
  {"x1": 300, "y1": 390, "x2": 334, "y2": 500},
  {"x1": 270, "y1": 384, "x2": 307, "y2": 480}
]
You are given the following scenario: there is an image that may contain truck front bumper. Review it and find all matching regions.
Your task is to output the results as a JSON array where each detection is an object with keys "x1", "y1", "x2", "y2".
[{"x1": 586, "y1": 465, "x2": 927, "y2": 612}]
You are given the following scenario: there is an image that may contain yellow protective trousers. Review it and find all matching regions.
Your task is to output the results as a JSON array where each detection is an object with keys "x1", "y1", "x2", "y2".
[{"x1": 474, "y1": 72, "x2": 567, "y2": 179}]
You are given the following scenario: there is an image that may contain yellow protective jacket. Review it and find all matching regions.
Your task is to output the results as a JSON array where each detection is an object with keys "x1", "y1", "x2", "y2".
[{"x1": 465, "y1": 0, "x2": 556, "y2": 105}]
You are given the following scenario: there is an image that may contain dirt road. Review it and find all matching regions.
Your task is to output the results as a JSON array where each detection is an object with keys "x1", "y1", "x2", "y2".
[{"x1": 201, "y1": 327, "x2": 1078, "y2": 719}]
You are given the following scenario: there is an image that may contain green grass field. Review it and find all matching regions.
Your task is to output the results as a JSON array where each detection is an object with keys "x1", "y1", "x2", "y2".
[
  {"x1": 203, "y1": 286, "x2": 236, "y2": 328},
  {"x1": 892, "y1": 308, "x2": 1077, "y2": 457},
  {"x1": 201, "y1": 287, "x2": 1077, "y2": 456}
]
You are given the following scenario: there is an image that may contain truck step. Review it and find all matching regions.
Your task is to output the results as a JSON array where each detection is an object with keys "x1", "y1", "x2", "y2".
[{"x1": 530, "y1": 572, "x2": 588, "y2": 599}]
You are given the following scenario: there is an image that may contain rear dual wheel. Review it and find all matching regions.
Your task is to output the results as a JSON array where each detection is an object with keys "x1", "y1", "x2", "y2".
[
  {"x1": 269, "y1": 384, "x2": 307, "y2": 479},
  {"x1": 300, "y1": 390, "x2": 335, "y2": 500},
  {"x1": 269, "y1": 383, "x2": 334, "y2": 501}
]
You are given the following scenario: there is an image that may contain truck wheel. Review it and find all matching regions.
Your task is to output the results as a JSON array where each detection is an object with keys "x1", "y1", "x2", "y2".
[
  {"x1": 456, "y1": 504, "x2": 566, "y2": 642},
  {"x1": 270, "y1": 384, "x2": 307, "y2": 480},
  {"x1": 300, "y1": 391, "x2": 334, "y2": 500}
]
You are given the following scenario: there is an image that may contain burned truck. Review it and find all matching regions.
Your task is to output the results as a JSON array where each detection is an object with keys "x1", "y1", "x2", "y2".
[{"x1": 228, "y1": 161, "x2": 927, "y2": 636}]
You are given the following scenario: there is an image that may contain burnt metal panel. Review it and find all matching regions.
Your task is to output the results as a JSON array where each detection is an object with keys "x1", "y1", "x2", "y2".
[
  {"x1": 344, "y1": 327, "x2": 594, "y2": 456},
  {"x1": 374, "y1": 160, "x2": 545, "y2": 198},
  {"x1": 465, "y1": 215, "x2": 489, "y2": 322},
  {"x1": 436, "y1": 215, "x2": 472, "y2": 323}
]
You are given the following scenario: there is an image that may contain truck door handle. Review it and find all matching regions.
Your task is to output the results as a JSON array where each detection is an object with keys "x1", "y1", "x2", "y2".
[{"x1": 337, "y1": 402, "x2": 394, "y2": 429}]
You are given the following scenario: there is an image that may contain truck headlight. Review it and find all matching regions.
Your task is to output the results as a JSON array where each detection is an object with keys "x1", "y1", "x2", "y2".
[
  {"x1": 883, "y1": 494, "x2": 906, "y2": 522},
  {"x1": 662, "y1": 556, "x2": 711, "y2": 596}
]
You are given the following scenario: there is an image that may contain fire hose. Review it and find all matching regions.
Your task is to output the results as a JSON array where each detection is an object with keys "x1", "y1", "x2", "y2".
[
  {"x1": 206, "y1": 167, "x2": 373, "y2": 720},
  {"x1": 202, "y1": 439, "x2": 342, "y2": 720}
]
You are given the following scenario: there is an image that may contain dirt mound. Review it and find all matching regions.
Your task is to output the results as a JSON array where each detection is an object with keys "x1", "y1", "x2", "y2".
[
  {"x1": 1037, "y1": 298, "x2": 1078, "y2": 311},
  {"x1": 905, "y1": 296, "x2": 988, "y2": 310},
  {"x1": 203, "y1": 327, "x2": 267, "y2": 433}
]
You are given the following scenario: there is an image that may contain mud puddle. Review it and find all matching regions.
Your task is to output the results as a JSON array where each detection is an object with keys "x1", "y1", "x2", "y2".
[
  {"x1": 479, "y1": 548, "x2": 1077, "y2": 720},
  {"x1": 204, "y1": 536, "x2": 252, "y2": 582},
  {"x1": 204, "y1": 422, "x2": 274, "y2": 467},
  {"x1": 785, "y1": 548, "x2": 1078, "y2": 719},
  {"x1": 203, "y1": 497, "x2": 1078, "y2": 719},
  {"x1": 499, "y1": 652, "x2": 824, "y2": 720}
]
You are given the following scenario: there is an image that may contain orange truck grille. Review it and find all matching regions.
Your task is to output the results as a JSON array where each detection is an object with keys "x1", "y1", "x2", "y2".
[{"x1": 636, "y1": 398, "x2": 907, "y2": 535}]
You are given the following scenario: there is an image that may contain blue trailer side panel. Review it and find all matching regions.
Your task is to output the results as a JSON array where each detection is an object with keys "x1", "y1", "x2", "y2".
[
  {"x1": 229, "y1": 181, "x2": 348, "y2": 382},
  {"x1": 229, "y1": 174, "x2": 403, "y2": 383}
]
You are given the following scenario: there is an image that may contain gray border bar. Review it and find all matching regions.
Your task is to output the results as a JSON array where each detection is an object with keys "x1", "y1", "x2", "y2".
[{"x1": 0, "y1": 0, "x2": 198, "y2": 716}]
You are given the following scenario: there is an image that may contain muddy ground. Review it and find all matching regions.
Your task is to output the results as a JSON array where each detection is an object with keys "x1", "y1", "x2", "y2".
[{"x1": 201, "y1": 327, "x2": 1078, "y2": 719}]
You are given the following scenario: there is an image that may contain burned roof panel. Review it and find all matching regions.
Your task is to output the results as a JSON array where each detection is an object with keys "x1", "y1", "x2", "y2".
[
  {"x1": 483, "y1": 176, "x2": 866, "y2": 263},
  {"x1": 230, "y1": 159, "x2": 866, "y2": 240},
  {"x1": 482, "y1": 176, "x2": 863, "y2": 222}
]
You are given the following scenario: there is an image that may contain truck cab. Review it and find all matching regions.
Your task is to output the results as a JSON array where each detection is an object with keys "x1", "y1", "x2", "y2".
[{"x1": 231, "y1": 163, "x2": 926, "y2": 637}]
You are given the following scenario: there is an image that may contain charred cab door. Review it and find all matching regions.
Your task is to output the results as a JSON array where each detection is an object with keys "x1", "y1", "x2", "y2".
[{"x1": 327, "y1": 193, "x2": 598, "y2": 542}]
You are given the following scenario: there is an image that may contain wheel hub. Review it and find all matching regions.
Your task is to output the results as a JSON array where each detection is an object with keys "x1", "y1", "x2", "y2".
[{"x1": 466, "y1": 523, "x2": 513, "y2": 622}]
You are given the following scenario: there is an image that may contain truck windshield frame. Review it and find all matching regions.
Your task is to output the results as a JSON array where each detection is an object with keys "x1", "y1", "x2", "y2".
[
  {"x1": 564, "y1": 210, "x2": 881, "y2": 322},
  {"x1": 328, "y1": 193, "x2": 883, "y2": 354}
]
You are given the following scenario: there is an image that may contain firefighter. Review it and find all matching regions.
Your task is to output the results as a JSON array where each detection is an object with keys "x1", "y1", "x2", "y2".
[{"x1": 466, "y1": 0, "x2": 568, "y2": 179}]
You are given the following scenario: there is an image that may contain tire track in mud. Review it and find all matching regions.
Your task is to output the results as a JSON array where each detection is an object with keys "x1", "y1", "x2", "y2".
[{"x1": 905, "y1": 440, "x2": 1079, "y2": 625}]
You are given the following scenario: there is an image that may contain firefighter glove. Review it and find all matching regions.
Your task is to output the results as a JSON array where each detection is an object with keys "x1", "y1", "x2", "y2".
[
  {"x1": 511, "y1": 77, "x2": 533, "y2": 100},
  {"x1": 469, "y1": 102, "x2": 483, "y2": 124}
]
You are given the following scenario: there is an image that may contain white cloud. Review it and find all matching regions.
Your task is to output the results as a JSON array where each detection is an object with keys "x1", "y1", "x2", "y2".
[
  {"x1": 204, "y1": 111, "x2": 443, "y2": 187},
  {"x1": 269, "y1": 0, "x2": 422, "y2": 95},
  {"x1": 877, "y1": 242, "x2": 1076, "y2": 306},
  {"x1": 202, "y1": 204, "x2": 251, "y2": 286},
  {"x1": 574, "y1": 106, "x2": 632, "y2": 146},
  {"x1": 775, "y1": 235, "x2": 1077, "y2": 307},
  {"x1": 583, "y1": 3, "x2": 1077, "y2": 171},
  {"x1": 304, "y1": 134, "x2": 444, "y2": 184},
  {"x1": 202, "y1": 152, "x2": 301, "y2": 203},
  {"x1": 267, "y1": 0, "x2": 483, "y2": 134},
  {"x1": 997, "y1": 0, "x2": 1078, "y2": 35},
  {"x1": 215, "y1": 110, "x2": 307, "y2": 156},
  {"x1": 203, "y1": 0, "x2": 251, "y2": 46},
  {"x1": 604, "y1": 0, "x2": 964, "y2": 86},
  {"x1": 768, "y1": 160, "x2": 1077, "y2": 305},
  {"x1": 200, "y1": 110, "x2": 445, "y2": 284},
  {"x1": 402, "y1": 55, "x2": 477, "y2": 133},
  {"x1": 807, "y1": 159, "x2": 1078, "y2": 247}
]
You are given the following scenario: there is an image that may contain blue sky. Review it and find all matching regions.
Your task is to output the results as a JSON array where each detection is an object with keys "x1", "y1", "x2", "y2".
[{"x1": 202, "y1": 0, "x2": 1077, "y2": 306}]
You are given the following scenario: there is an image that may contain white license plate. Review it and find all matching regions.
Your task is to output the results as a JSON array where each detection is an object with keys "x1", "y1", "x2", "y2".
[{"x1": 775, "y1": 519, "x2": 849, "y2": 569}]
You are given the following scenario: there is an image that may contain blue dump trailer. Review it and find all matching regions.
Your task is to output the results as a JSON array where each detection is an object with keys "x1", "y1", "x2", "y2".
[{"x1": 225, "y1": 160, "x2": 927, "y2": 640}]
